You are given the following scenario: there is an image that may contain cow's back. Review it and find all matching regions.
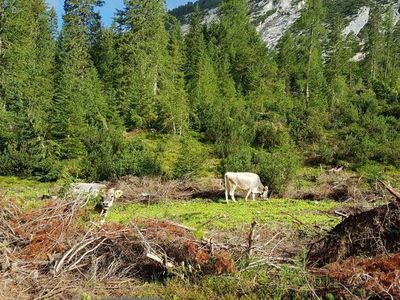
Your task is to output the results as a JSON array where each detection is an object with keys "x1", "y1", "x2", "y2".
[
  {"x1": 72, "y1": 183, "x2": 107, "y2": 196},
  {"x1": 226, "y1": 172, "x2": 261, "y2": 189}
]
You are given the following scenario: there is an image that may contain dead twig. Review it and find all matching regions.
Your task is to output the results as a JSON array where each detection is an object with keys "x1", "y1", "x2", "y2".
[{"x1": 379, "y1": 180, "x2": 400, "y2": 202}]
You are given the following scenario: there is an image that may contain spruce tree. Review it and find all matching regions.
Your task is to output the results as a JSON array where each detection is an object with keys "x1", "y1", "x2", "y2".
[
  {"x1": 382, "y1": 7, "x2": 396, "y2": 85},
  {"x1": 53, "y1": 0, "x2": 114, "y2": 158},
  {"x1": 276, "y1": 30, "x2": 298, "y2": 96},
  {"x1": 296, "y1": 0, "x2": 327, "y2": 107},
  {"x1": 363, "y1": 5, "x2": 383, "y2": 83},
  {"x1": 157, "y1": 16, "x2": 189, "y2": 135},
  {"x1": 114, "y1": 0, "x2": 170, "y2": 130},
  {"x1": 184, "y1": 5, "x2": 219, "y2": 132},
  {"x1": 325, "y1": 18, "x2": 355, "y2": 108},
  {"x1": 0, "y1": 0, "x2": 56, "y2": 176},
  {"x1": 217, "y1": 0, "x2": 269, "y2": 96}
]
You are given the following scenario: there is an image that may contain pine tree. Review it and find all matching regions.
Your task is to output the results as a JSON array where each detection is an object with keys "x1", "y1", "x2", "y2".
[
  {"x1": 276, "y1": 30, "x2": 298, "y2": 96},
  {"x1": 185, "y1": 5, "x2": 204, "y2": 90},
  {"x1": 363, "y1": 5, "x2": 383, "y2": 83},
  {"x1": 382, "y1": 7, "x2": 396, "y2": 85},
  {"x1": 53, "y1": 0, "x2": 114, "y2": 158},
  {"x1": 155, "y1": 16, "x2": 189, "y2": 135},
  {"x1": 217, "y1": 0, "x2": 269, "y2": 96},
  {"x1": 296, "y1": 0, "x2": 327, "y2": 107},
  {"x1": 91, "y1": 27, "x2": 116, "y2": 93},
  {"x1": 184, "y1": 5, "x2": 219, "y2": 132},
  {"x1": 325, "y1": 18, "x2": 355, "y2": 108},
  {"x1": 114, "y1": 0, "x2": 170, "y2": 129},
  {"x1": 0, "y1": 0, "x2": 56, "y2": 175}
]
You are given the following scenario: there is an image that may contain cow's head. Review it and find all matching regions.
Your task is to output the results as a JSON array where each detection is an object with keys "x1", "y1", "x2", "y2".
[
  {"x1": 260, "y1": 186, "x2": 269, "y2": 199},
  {"x1": 102, "y1": 188, "x2": 123, "y2": 209}
]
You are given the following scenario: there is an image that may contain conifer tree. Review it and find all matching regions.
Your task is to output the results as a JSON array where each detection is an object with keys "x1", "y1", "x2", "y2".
[
  {"x1": 0, "y1": 0, "x2": 56, "y2": 175},
  {"x1": 184, "y1": 5, "x2": 219, "y2": 132},
  {"x1": 364, "y1": 5, "x2": 383, "y2": 82},
  {"x1": 325, "y1": 18, "x2": 355, "y2": 108},
  {"x1": 185, "y1": 5, "x2": 204, "y2": 91},
  {"x1": 114, "y1": 0, "x2": 170, "y2": 129},
  {"x1": 276, "y1": 30, "x2": 298, "y2": 96},
  {"x1": 296, "y1": 0, "x2": 327, "y2": 107},
  {"x1": 217, "y1": 0, "x2": 269, "y2": 96},
  {"x1": 53, "y1": 0, "x2": 114, "y2": 158},
  {"x1": 155, "y1": 16, "x2": 189, "y2": 135},
  {"x1": 382, "y1": 7, "x2": 396, "y2": 85}
]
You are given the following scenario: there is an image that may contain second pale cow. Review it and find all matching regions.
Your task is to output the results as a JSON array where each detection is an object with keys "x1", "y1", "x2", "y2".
[{"x1": 224, "y1": 172, "x2": 268, "y2": 203}]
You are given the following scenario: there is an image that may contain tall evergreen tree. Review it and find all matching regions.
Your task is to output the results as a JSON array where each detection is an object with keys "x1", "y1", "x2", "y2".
[
  {"x1": 363, "y1": 5, "x2": 383, "y2": 83},
  {"x1": 53, "y1": 0, "x2": 114, "y2": 158},
  {"x1": 325, "y1": 18, "x2": 356, "y2": 108},
  {"x1": 382, "y1": 7, "x2": 396, "y2": 85},
  {"x1": 0, "y1": 0, "x2": 56, "y2": 175},
  {"x1": 296, "y1": 0, "x2": 327, "y2": 107},
  {"x1": 184, "y1": 5, "x2": 219, "y2": 132},
  {"x1": 114, "y1": 0, "x2": 170, "y2": 130},
  {"x1": 156, "y1": 16, "x2": 189, "y2": 135},
  {"x1": 217, "y1": 0, "x2": 269, "y2": 96},
  {"x1": 276, "y1": 30, "x2": 298, "y2": 96}
]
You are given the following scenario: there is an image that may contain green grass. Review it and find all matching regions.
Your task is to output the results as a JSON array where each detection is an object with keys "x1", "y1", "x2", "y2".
[
  {"x1": 107, "y1": 198, "x2": 344, "y2": 230},
  {"x1": 0, "y1": 176, "x2": 54, "y2": 199}
]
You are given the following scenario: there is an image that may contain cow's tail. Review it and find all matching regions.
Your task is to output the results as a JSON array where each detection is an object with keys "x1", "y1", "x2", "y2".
[{"x1": 224, "y1": 173, "x2": 229, "y2": 203}]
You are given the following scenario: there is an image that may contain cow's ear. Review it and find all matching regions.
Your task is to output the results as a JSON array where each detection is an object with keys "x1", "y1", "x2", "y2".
[{"x1": 115, "y1": 190, "x2": 123, "y2": 198}]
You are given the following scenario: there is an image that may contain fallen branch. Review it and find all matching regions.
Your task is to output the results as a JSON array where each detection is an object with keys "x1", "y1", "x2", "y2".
[
  {"x1": 146, "y1": 252, "x2": 174, "y2": 269},
  {"x1": 334, "y1": 211, "x2": 349, "y2": 218},
  {"x1": 379, "y1": 180, "x2": 400, "y2": 202},
  {"x1": 247, "y1": 221, "x2": 258, "y2": 257}
]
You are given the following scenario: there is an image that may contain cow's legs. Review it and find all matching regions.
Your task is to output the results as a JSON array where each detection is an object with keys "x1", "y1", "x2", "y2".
[
  {"x1": 252, "y1": 192, "x2": 256, "y2": 201},
  {"x1": 245, "y1": 189, "x2": 252, "y2": 201},
  {"x1": 230, "y1": 185, "x2": 237, "y2": 202},
  {"x1": 224, "y1": 174, "x2": 230, "y2": 203}
]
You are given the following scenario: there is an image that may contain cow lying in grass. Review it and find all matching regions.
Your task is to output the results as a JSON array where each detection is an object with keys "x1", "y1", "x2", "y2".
[
  {"x1": 71, "y1": 183, "x2": 123, "y2": 224},
  {"x1": 224, "y1": 172, "x2": 268, "y2": 203}
]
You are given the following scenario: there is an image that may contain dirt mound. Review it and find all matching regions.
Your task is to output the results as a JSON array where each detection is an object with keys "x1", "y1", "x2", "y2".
[
  {"x1": 307, "y1": 203, "x2": 400, "y2": 268},
  {"x1": 320, "y1": 254, "x2": 400, "y2": 298},
  {"x1": 112, "y1": 176, "x2": 224, "y2": 203}
]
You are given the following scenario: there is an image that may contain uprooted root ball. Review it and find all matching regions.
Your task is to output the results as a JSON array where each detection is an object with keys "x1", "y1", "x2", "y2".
[{"x1": 307, "y1": 203, "x2": 400, "y2": 268}]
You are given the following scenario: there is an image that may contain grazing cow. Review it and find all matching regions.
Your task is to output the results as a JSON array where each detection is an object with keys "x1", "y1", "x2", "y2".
[
  {"x1": 224, "y1": 172, "x2": 268, "y2": 203},
  {"x1": 71, "y1": 183, "x2": 123, "y2": 223}
]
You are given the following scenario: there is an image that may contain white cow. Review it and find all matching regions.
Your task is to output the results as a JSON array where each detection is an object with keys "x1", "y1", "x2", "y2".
[
  {"x1": 224, "y1": 172, "x2": 268, "y2": 203},
  {"x1": 71, "y1": 183, "x2": 123, "y2": 223}
]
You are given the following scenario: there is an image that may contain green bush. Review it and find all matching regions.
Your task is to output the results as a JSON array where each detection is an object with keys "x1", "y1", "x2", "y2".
[
  {"x1": 254, "y1": 146, "x2": 301, "y2": 194},
  {"x1": 81, "y1": 131, "x2": 162, "y2": 181},
  {"x1": 0, "y1": 144, "x2": 62, "y2": 181},
  {"x1": 254, "y1": 121, "x2": 291, "y2": 149},
  {"x1": 115, "y1": 139, "x2": 161, "y2": 178},
  {"x1": 172, "y1": 137, "x2": 208, "y2": 179},
  {"x1": 219, "y1": 146, "x2": 254, "y2": 175}
]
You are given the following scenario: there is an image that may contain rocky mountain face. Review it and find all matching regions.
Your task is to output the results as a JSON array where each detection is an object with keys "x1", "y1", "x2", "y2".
[{"x1": 171, "y1": 0, "x2": 400, "y2": 48}]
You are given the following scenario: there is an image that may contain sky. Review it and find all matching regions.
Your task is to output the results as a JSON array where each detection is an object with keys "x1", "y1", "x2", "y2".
[{"x1": 46, "y1": 0, "x2": 191, "y2": 27}]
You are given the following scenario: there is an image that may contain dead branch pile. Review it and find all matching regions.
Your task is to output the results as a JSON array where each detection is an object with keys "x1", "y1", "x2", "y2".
[
  {"x1": 293, "y1": 170, "x2": 386, "y2": 202},
  {"x1": 314, "y1": 254, "x2": 400, "y2": 299},
  {"x1": 111, "y1": 176, "x2": 224, "y2": 203},
  {"x1": 0, "y1": 197, "x2": 236, "y2": 299}
]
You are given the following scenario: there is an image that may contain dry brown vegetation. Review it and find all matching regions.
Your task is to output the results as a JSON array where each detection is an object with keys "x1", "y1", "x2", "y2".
[
  {"x1": 308, "y1": 182, "x2": 400, "y2": 299},
  {"x1": 0, "y1": 196, "x2": 237, "y2": 299},
  {"x1": 1, "y1": 175, "x2": 400, "y2": 299},
  {"x1": 111, "y1": 176, "x2": 224, "y2": 203}
]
